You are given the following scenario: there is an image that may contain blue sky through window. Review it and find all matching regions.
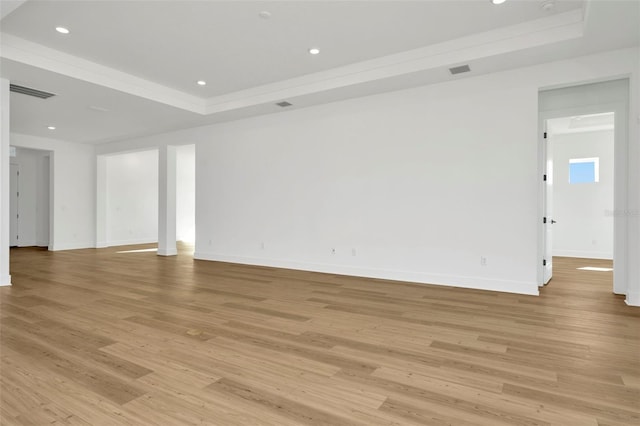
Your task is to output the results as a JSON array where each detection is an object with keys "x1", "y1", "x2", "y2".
[{"x1": 569, "y1": 160, "x2": 597, "y2": 184}]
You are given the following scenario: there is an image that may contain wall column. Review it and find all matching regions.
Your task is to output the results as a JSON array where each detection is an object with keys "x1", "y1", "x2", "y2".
[
  {"x1": 158, "y1": 145, "x2": 177, "y2": 256},
  {"x1": 95, "y1": 155, "x2": 107, "y2": 248},
  {"x1": 0, "y1": 78, "x2": 11, "y2": 285},
  {"x1": 625, "y1": 54, "x2": 640, "y2": 306}
]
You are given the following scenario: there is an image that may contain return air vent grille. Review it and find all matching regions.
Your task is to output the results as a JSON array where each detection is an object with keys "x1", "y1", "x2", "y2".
[
  {"x1": 10, "y1": 84, "x2": 56, "y2": 99},
  {"x1": 276, "y1": 101, "x2": 292, "y2": 107},
  {"x1": 449, "y1": 65, "x2": 471, "y2": 75}
]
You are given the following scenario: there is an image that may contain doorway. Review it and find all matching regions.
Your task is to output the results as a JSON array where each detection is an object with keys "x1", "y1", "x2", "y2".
[
  {"x1": 8, "y1": 147, "x2": 51, "y2": 248},
  {"x1": 176, "y1": 144, "x2": 195, "y2": 251},
  {"x1": 538, "y1": 79, "x2": 629, "y2": 296},
  {"x1": 542, "y1": 112, "x2": 615, "y2": 288}
]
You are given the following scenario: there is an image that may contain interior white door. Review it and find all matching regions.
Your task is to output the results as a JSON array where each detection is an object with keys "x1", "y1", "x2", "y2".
[
  {"x1": 9, "y1": 164, "x2": 19, "y2": 247},
  {"x1": 543, "y1": 130, "x2": 553, "y2": 284}
]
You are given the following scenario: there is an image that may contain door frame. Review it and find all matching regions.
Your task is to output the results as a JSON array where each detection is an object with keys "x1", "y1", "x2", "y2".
[
  {"x1": 9, "y1": 162, "x2": 19, "y2": 247},
  {"x1": 538, "y1": 100, "x2": 628, "y2": 294},
  {"x1": 540, "y1": 119, "x2": 552, "y2": 285}
]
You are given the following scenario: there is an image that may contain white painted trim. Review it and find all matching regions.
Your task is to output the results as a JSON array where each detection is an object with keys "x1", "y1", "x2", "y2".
[
  {"x1": 106, "y1": 238, "x2": 157, "y2": 247},
  {"x1": 17, "y1": 241, "x2": 37, "y2": 247},
  {"x1": 625, "y1": 291, "x2": 640, "y2": 307},
  {"x1": 203, "y1": 9, "x2": 584, "y2": 114},
  {"x1": 0, "y1": 34, "x2": 205, "y2": 114},
  {"x1": 553, "y1": 250, "x2": 613, "y2": 260},
  {"x1": 157, "y1": 248, "x2": 177, "y2": 256},
  {"x1": 96, "y1": 155, "x2": 107, "y2": 250},
  {"x1": 157, "y1": 145, "x2": 177, "y2": 258},
  {"x1": 0, "y1": 78, "x2": 10, "y2": 287},
  {"x1": 0, "y1": 9, "x2": 583, "y2": 117},
  {"x1": 50, "y1": 242, "x2": 94, "y2": 251},
  {"x1": 538, "y1": 92, "x2": 630, "y2": 297},
  {"x1": 193, "y1": 252, "x2": 539, "y2": 296},
  {"x1": 0, "y1": 1, "x2": 27, "y2": 20}
]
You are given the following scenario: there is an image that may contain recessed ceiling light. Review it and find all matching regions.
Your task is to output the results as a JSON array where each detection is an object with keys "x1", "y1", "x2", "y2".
[
  {"x1": 308, "y1": 48, "x2": 320, "y2": 55},
  {"x1": 55, "y1": 27, "x2": 70, "y2": 34},
  {"x1": 197, "y1": 80, "x2": 207, "y2": 86},
  {"x1": 47, "y1": 126, "x2": 56, "y2": 130},
  {"x1": 258, "y1": 11, "x2": 271, "y2": 19},
  {"x1": 491, "y1": 0, "x2": 507, "y2": 4}
]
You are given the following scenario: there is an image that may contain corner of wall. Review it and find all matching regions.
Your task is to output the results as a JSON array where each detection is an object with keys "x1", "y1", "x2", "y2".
[
  {"x1": 0, "y1": 274, "x2": 11, "y2": 286},
  {"x1": 626, "y1": 290, "x2": 640, "y2": 307}
]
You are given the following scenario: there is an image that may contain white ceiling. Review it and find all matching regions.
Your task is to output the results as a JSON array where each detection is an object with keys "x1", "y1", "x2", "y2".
[
  {"x1": 0, "y1": 0, "x2": 638, "y2": 145},
  {"x1": 1, "y1": 0, "x2": 586, "y2": 97},
  {"x1": 548, "y1": 112, "x2": 615, "y2": 135}
]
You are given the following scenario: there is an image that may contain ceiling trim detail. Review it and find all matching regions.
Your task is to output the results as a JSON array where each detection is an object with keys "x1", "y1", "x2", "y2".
[
  {"x1": 0, "y1": 8, "x2": 585, "y2": 117},
  {"x1": 0, "y1": 33, "x2": 206, "y2": 113},
  {"x1": 203, "y1": 9, "x2": 585, "y2": 115}
]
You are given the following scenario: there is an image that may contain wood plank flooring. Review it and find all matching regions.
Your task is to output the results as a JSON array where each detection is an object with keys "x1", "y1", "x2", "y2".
[{"x1": 1, "y1": 244, "x2": 638, "y2": 425}]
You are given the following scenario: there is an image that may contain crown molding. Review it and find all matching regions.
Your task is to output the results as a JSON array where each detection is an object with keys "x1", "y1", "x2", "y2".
[
  {"x1": 0, "y1": 0, "x2": 27, "y2": 21},
  {"x1": 203, "y1": 9, "x2": 584, "y2": 114},
  {"x1": 0, "y1": 33, "x2": 206, "y2": 113},
  {"x1": 0, "y1": 8, "x2": 585, "y2": 117}
]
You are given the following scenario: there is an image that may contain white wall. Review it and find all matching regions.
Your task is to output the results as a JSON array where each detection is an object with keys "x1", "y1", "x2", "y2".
[
  {"x1": 176, "y1": 144, "x2": 195, "y2": 242},
  {"x1": 0, "y1": 78, "x2": 10, "y2": 285},
  {"x1": 10, "y1": 147, "x2": 50, "y2": 247},
  {"x1": 194, "y1": 77, "x2": 541, "y2": 294},
  {"x1": 632, "y1": 45, "x2": 640, "y2": 306},
  {"x1": 105, "y1": 150, "x2": 158, "y2": 246},
  {"x1": 95, "y1": 47, "x2": 639, "y2": 297},
  {"x1": 37, "y1": 153, "x2": 50, "y2": 246},
  {"x1": 551, "y1": 130, "x2": 614, "y2": 259},
  {"x1": 10, "y1": 133, "x2": 95, "y2": 250}
]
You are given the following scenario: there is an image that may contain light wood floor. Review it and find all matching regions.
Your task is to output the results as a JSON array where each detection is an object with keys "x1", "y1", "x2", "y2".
[{"x1": 1, "y1": 244, "x2": 638, "y2": 425}]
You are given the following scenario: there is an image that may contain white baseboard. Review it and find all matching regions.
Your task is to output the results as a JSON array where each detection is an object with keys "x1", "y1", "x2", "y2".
[
  {"x1": 16, "y1": 242, "x2": 48, "y2": 248},
  {"x1": 106, "y1": 238, "x2": 157, "y2": 247},
  {"x1": 193, "y1": 252, "x2": 539, "y2": 296},
  {"x1": 50, "y1": 242, "x2": 95, "y2": 251},
  {"x1": 553, "y1": 250, "x2": 613, "y2": 260},
  {"x1": 0, "y1": 274, "x2": 11, "y2": 286},
  {"x1": 157, "y1": 248, "x2": 177, "y2": 256},
  {"x1": 625, "y1": 291, "x2": 640, "y2": 307}
]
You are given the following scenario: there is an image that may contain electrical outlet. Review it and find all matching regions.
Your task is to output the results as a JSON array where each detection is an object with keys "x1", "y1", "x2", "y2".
[
  {"x1": 261, "y1": 242, "x2": 265, "y2": 249},
  {"x1": 352, "y1": 248, "x2": 356, "y2": 256},
  {"x1": 331, "y1": 248, "x2": 336, "y2": 255},
  {"x1": 480, "y1": 256, "x2": 487, "y2": 266}
]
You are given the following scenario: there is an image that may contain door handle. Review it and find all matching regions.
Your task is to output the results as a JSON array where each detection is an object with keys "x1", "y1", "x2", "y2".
[{"x1": 551, "y1": 220, "x2": 557, "y2": 224}]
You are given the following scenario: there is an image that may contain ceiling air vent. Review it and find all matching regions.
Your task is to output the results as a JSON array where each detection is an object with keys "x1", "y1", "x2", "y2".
[
  {"x1": 9, "y1": 84, "x2": 56, "y2": 99},
  {"x1": 276, "y1": 101, "x2": 292, "y2": 108},
  {"x1": 449, "y1": 65, "x2": 471, "y2": 75}
]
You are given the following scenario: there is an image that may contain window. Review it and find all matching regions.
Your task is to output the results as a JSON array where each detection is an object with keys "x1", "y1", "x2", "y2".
[{"x1": 569, "y1": 158, "x2": 599, "y2": 184}]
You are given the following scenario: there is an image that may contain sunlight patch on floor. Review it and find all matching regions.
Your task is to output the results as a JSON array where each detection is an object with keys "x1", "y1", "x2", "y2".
[
  {"x1": 116, "y1": 248, "x2": 158, "y2": 254},
  {"x1": 577, "y1": 266, "x2": 613, "y2": 272}
]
